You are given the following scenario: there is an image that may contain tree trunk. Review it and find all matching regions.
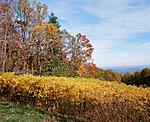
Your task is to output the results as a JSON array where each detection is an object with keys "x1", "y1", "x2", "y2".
[
  {"x1": 23, "y1": 61, "x2": 26, "y2": 74},
  {"x1": 39, "y1": 57, "x2": 42, "y2": 75},
  {"x1": 2, "y1": 24, "x2": 8, "y2": 72},
  {"x1": 31, "y1": 62, "x2": 34, "y2": 74}
]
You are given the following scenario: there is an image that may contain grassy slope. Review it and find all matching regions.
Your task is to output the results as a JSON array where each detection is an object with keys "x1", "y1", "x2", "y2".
[{"x1": 0, "y1": 101, "x2": 58, "y2": 122}]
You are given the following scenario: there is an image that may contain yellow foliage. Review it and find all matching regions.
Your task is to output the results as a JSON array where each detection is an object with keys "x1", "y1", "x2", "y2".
[
  {"x1": 0, "y1": 73, "x2": 150, "y2": 121},
  {"x1": 31, "y1": 23, "x2": 62, "y2": 46}
]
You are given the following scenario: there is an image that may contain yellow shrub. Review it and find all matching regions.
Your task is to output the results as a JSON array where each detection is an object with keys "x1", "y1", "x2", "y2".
[{"x1": 0, "y1": 73, "x2": 150, "y2": 121}]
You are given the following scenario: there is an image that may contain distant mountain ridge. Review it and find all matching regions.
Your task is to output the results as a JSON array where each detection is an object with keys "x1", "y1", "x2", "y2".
[{"x1": 102, "y1": 65, "x2": 150, "y2": 75}]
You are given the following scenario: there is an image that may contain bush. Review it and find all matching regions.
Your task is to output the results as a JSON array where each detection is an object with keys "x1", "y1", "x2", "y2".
[
  {"x1": 97, "y1": 69, "x2": 116, "y2": 81},
  {"x1": 0, "y1": 73, "x2": 150, "y2": 121}
]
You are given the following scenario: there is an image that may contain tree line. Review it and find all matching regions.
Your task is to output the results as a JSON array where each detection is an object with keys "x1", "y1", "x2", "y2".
[
  {"x1": 0, "y1": 0, "x2": 95, "y2": 77},
  {"x1": 122, "y1": 68, "x2": 150, "y2": 87}
]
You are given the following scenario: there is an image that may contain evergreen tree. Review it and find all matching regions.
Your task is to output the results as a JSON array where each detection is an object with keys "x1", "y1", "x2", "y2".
[{"x1": 48, "y1": 12, "x2": 61, "y2": 29}]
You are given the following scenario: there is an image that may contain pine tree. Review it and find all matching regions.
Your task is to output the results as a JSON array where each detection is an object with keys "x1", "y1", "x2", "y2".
[{"x1": 48, "y1": 12, "x2": 61, "y2": 29}]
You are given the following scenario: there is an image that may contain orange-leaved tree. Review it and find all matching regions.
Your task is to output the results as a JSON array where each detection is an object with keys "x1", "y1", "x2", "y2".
[
  {"x1": 77, "y1": 63, "x2": 98, "y2": 78},
  {"x1": 62, "y1": 30, "x2": 94, "y2": 72}
]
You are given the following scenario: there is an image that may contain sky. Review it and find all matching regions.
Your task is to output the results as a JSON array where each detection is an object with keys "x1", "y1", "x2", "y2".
[{"x1": 40, "y1": 0, "x2": 150, "y2": 67}]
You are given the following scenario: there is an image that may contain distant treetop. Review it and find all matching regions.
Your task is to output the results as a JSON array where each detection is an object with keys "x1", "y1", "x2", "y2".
[{"x1": 48, "y1": 12, "x2": 61, "y2": 29}]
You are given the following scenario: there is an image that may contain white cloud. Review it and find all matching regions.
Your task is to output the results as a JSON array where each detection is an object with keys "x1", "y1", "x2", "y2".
[{"x1": 43, "y1": 0, "x2": 150, "y2": 66}]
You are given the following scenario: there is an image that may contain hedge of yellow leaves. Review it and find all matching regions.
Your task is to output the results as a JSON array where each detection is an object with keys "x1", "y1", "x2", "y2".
[{"x1": 0, "y1": 73, "x2": 150, "y2": 121}]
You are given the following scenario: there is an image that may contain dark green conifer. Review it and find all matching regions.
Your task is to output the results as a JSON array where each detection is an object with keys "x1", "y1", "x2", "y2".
[{"x1": 48, "y1": 12, "x2": 61, "y2": 29}]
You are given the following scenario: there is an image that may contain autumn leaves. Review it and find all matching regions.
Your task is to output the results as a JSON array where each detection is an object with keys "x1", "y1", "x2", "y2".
[{"x1": 0, "y1": 0, "x2": 95, "y2": 76}]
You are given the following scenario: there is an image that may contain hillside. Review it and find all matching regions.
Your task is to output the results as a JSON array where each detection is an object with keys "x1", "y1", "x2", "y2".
[
  {"x1": 0, "y1": 73, "x2": 150, "y2": 121},
  {"x1": 0, "y1": 101, "x2": 57, "y2": 122}
]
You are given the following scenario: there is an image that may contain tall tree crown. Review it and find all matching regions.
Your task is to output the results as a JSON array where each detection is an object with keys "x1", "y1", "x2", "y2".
[{"x1": 48, "y1": 12, "x2": 61, "y2": 29}]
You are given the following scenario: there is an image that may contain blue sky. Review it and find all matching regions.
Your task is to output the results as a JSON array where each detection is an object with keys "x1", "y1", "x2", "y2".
[{"x1": 41, "y1": 0, "x2": 150, "y2": 67}]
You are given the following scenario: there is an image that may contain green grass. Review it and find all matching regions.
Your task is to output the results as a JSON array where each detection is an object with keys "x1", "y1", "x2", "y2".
[{"x1": 0, "y1": 100, "x2": 58, "y2": 122}]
